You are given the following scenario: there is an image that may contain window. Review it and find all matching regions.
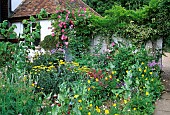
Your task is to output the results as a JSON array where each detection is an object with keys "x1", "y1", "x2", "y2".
[
  {"x1": 32, "y1": 22, "x2": 40, "y2": 46},
  {"x1": 23, "y1": 22, "x2": 41, "y2": 46}
]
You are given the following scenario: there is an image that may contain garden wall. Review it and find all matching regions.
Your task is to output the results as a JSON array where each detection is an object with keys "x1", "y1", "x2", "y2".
[{"x1": 91, "y1": 35, "x2": 163, "y2": 67}]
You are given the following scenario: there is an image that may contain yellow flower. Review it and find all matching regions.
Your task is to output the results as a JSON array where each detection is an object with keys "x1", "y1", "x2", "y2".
[
  {"x1": 31, "y1": 83, "x2": 35, "y2": 87},
  {"x1": 96, "y1": 106, "x2": 100, "y2": 113},
  {"x1": 88, "y1": 80, "x2": 91, "y2": 84},
  {"x1": 126, "y1": 70, "x2": 128, "y2": 73},
  {"x1": 49, "y1": 65, "x2": 55, "y2": 69},
  {"x1": 145, "y1": 78, "x2": 148, "y2": 80},
  {"x1": 49, "y1": 62, "x2": 53, "y2": 64},
  {"x1": 146, "y1": 92, "x2": 149, "y2": 96},
  {"x1": 105, "y1": 109, "x2": 109, "y2": 114},
  {"x1": 96, "y1": 78, "x2": 99, "y2": 82},
  {"x1": 72, "y1": 62, "x2": 79, "y2": 66},
  {"x1": 88, "y1": 112, "x2": 91, "y2": 115},
  {"x1": 124, "y1": 100, "x2": 128, "y2": 104},
  {"x1": 88, "y1": 87, "x2": 91, "y2": 91},
  {"x1": 151, "y1": 78, "x2": 154, "y2": 81},
  {"x1": 91, "y1": 86, "x2": 95, "y2": 89},
  {"x1": 109, "y1": 75, "x2": 112, "y2": 79},
  {"x1": 78, "y1": 100, "x2": 82, "y2": 103},
  {"x1": 74, "y1": 95, "x2": 79, "y2": 98},
  {"x1": 105, "y1": 77, "x2": 108, "y2": 81},
  {"x1": 79, "y1": 107, "x2": 82, "y2": 110},
  {"x1": 46, "y1": 69, "x2": 50, "y2": 72},
  {"x1": 114, "y1": 114, "x2": 119, "y2": 115},
  {"x1": 149, "y1": 72, "x2": 153, "y2": 75},
  {"x1": 113, "y1": 103, "x2": 116, "y2": 107},
  {"x1": 142, "y1": 74, "x2": 144, "y2": 77},
  {"x1": 59, "y1": 60, "x2": 65, "y2": 65},
  {"x1": 89, "y1": 104, "x2": 92, "y2": 107},
  {"x1": 133, "y1": 108, "x2": 137, "y2": 110},
  {"x1": 144, "y1": 69, "x2": 147, "y2": 73},
  {"x1": 141, "y1": 62, "x2": 144, "y2": 65},
  {"x1": 112, "y1": 71, "x2": 116, "y2": 74},
  {"x1": 138, "y1": 68, "x2": 142, "y2": 72}
]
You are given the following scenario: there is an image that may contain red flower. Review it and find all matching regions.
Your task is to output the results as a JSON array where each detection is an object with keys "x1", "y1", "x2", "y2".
[
  {"x1": 67, "y1": 111, "x2": 70, "y2": 114},
  {"x1": 58, "y1": 103, "x2": 61, "y2": 107}
]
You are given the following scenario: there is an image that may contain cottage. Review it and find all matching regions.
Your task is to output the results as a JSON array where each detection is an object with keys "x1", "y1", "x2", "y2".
[{"x1": 8, "y1": 0, "x2": 99, "y2": 46}]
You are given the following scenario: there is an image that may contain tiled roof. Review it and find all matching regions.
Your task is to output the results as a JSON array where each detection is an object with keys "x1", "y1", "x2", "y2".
[{"x1": 11, "y1": 0, "x2": 100, "y2": 18}]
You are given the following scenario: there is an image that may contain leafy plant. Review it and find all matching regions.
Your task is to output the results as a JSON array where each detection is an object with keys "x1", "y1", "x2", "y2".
[{"x1": 40, "y1": 35, "x2": 59, "y2": 50}]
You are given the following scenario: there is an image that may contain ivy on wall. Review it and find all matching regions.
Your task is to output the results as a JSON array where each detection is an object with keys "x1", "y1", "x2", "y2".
[{"x1": 86, "y1": 0, "x2": 169, "y2": 47}]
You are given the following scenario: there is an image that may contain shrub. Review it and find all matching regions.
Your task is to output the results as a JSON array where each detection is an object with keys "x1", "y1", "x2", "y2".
[{"x1": 40, "y1": 35, "x2": 59, "y2": 50}]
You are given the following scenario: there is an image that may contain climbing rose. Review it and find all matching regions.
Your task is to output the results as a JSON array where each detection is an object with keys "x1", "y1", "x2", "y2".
[
  {"x1": 111, "y1": 42, "x2": 115, "y2": 47},
  {"x1": 64, "y1": 42, "x2": 69, "y2": 46},
  {"x1": 51, "y1": 33, "x2": 55, "y2": 37}
]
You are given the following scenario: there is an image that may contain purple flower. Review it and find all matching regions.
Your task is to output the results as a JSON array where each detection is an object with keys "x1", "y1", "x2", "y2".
[
  {"x1": 148, "y1": 60, "x2": 157, "y2": 67},
  {"x1": 50, "y1": 49, "x2": 56, "y2": 54}
]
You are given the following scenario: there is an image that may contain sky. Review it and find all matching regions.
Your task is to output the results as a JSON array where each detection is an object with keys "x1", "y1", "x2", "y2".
[{"x1": 11, "y1": 0, "x2": 22, "y2": 11}]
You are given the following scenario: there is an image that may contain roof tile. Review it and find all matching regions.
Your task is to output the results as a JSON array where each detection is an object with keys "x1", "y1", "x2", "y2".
[{"x1": 11, "y1": 0, "x2": 100, "y2": 18}]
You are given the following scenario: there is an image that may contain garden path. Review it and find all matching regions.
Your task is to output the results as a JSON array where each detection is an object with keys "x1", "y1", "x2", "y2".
[{"x1": 154, "y1": 53, "x2": 170, "y2": 115}]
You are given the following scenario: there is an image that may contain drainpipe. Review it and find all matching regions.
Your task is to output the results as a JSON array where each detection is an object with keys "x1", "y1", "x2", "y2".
[{"x1": 8, "y1": 0, "x2": 12, "y2": 18}]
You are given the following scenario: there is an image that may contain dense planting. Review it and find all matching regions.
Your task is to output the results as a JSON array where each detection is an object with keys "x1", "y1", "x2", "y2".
[{"x1": 0, "y1": 0, "x2": 167, "y2": 114}]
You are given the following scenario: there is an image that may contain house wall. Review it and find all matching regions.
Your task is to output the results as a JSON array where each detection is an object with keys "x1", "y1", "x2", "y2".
[
  {"x1": 40, "y1": 20, "x2": 52, "y2": 41},
  {"x1": 12, "y1": 20, "x2": 52, "y2": 41},
  {"x1": 12, "y1": 22, "x2": 23, "y2": 37}
]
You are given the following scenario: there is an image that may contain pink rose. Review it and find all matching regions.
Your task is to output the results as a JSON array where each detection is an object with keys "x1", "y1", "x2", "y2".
[
  {"x1": 83, "y1": 8, "x2": 86, "y2": 12},
  {"x1": 51, "y1": 33, "x2": 55, "y2": 37},
  {"x1": 48, "y1": 27, "x2": 52, "y2": 29},
  {"x1": 58, "y1": 15, "x2": 61, "y2": 18},
  {"x1": 64, "y1": 42, "x2": 68, "y2": 46},
  {"x1": 111, "y1": 42, "x2": 115, "y2": 47},
  {"x1": 61, "y1": 29, "x2": 65, "y2": 33},
  {"x1": 61, "y1": 34, "x2": 67, "y2": 40}
]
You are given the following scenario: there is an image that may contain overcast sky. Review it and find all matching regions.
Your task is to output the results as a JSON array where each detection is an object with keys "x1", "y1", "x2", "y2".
[{"x1": 11, "y1": 0, "x2": 22, "y2": 11}]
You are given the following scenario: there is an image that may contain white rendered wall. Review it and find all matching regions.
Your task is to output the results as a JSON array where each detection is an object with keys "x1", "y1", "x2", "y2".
[
  {"x1": 40, "y1": 20, "x2": 52, "y2": 41},
  {"x1": 12, "y1": 22, "x2": 23, "y2": 37}
]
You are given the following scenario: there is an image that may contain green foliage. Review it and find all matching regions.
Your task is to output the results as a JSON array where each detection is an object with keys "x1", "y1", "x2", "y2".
[
  {"x1": 0, "y1": 76, "x2": 42, "y2": 115},
  {"x1": 0, "y1": 20, "x2": 17, "y2": 39},
  {"x1": 0, "y1": 42, "x2": 16, "y2": 67},
  {"x1": 50, "y1": 8, "x2": 93, "y2": 59},
  {"x1": 83, "y1": 0, "x2": 150, "y2": 15},
  {"x1": 42, "y1": 44, "x2": 164, "y2": 115},
  {"x1": 40, "y1": 35, "x2": 59, "y2": 50}
]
